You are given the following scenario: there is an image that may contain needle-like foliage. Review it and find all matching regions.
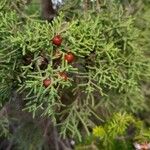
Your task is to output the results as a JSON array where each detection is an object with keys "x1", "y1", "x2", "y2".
[{"x1": 0, "y1": 0, "x2": 149, "y2": 146}]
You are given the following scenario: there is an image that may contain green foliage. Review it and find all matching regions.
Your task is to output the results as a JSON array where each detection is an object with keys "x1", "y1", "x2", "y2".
[
  {"x1": 0, "y1": 0, "x2": 150, "y2": 144},
  {"x1": 0, "y1": 11, "x2": 21, "y2": 107},
  {"x1": 93, "y1": 112, "x2": 150, "y2": 149},
  {"x1": 0, "y1": 116, "x2": 10, "y2": 138}
]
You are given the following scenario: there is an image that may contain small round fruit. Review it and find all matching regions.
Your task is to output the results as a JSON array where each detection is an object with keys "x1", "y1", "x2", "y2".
[
  {"x1": 52, "y1": 35, "x2": 62, "y2": 46},
  {"x1": 59, "y1": 72, "x2": 68, "y2": 81},
  {"x1": 64, "y1": 53, "x2": 75, "y2": 63},
  {"x1": 43, "y1": 78, "x2": 51, "y2": 88}
]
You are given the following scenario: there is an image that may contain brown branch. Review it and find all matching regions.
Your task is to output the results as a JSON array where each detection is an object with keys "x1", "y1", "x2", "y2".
[
  {"x1": 83, "y1": 0, "x2": 88, "y2": 17},
  {"x1": 0, "y1": 103, "x2": 9, "y2": 117},
  {"x1": 43, "y1": 119, "x2": 51, "y2": 137},
  {"x1": 96, "y1": 0, "x2": 101, "y2": 12},
  {"x1": 41, "y1": 0, "x2": 56, "y2": 21}
]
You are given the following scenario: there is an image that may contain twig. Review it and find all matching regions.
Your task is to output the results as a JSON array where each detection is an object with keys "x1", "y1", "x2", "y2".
[
  {"x1": 77, "y1": 142, "x2": 99, "y2": 150},
  {"x1": 96, "y1": 0, "x2": 101, "y2": 12},
  {"x1": 52, "y1": 125, "x2": 59, "y2": 150},
  {"x1": 11, "y1": 2, "x2": 28, "y2": 18},
  {"x1": 6, "y1": 140, "x2": 13, "y2": 150},
  {"x1": 83, "y1": 0, "x2": 88, "y2": 17},
  {"x1": 43, "y1": 119, "x2": 51, "y2": 137}
]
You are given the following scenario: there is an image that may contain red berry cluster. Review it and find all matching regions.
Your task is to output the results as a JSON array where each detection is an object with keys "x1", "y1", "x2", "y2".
[
  {"x1": 43, "y1": 35, "x2": 75, "y2": 88},
  {"x1": 43, "y1": 72, "x2": 68, "y2": 88},
  {"x1": 22, "y1": 35, "x2": 75, "y2": 88},
  {"x1": 52, "y1": 35, "x2": 75, "y2": 63}
]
